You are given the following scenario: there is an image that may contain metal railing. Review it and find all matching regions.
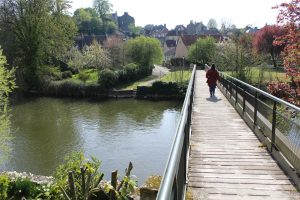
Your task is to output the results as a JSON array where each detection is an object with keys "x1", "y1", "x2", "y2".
[
  {"x1": 205, "y1": 64, "x2": 300, "y2": 189},
  {"x1": 156, "y1": 65, "x2": 196, "y2": 200}
]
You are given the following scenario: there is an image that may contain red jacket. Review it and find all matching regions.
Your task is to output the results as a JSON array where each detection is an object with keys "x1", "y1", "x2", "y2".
[{"x1": 206, "y1": 69, "x2": 219, "y2": 87}]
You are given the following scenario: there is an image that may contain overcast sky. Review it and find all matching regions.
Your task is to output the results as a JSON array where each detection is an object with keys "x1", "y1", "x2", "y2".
[{"x1": 71, "y1": 0, "x2": 286, "y2": 29}]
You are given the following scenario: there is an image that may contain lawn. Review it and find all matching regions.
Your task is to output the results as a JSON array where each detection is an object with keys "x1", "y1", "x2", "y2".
[
  {"x1": 225, "y1": 67, "x2": 288, "y2": 84},
  {"x1": 71, "y1": 69, "x2": 98, "y2": 84},
  {"x1": 118, "y1": 75, "x2": 158, "y2": 90},
  {"x1": 160, "y1": 70, "x2": 192, "y2": 83}
]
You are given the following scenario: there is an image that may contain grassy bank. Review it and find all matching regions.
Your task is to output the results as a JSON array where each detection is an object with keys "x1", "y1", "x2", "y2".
[{"x1": 224, "y1": 67, "x2": 288, "y2": 85}]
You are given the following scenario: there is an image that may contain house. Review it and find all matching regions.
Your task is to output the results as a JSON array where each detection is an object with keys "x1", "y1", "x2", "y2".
[
  {"x1": 118, "y1": 12, "x2": 135, "y2": 33},
  {"x1": 186, "y1": 20, "x2": 207, "y2": 35},
  {"x1": 175, "y1": 35, "x2": 199, "y2": 58},
  {"x1": 143, "y1": 24, "x2": 169, "y2": 44},
  {"x1": 163, "y1": 40, "x2": 177, "y2": 62}
]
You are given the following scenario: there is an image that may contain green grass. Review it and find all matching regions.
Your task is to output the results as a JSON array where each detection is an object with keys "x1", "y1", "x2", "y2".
[
  {"x1": 118, "y1": 75, "x2": 158, "y2": 90},
  {"x1": 225, "y1": 67, "x2": 288, "y2": 84},
  {"x1": 160, "y1": 70, "x2": 192, "y2": 83},
  {"x1": 71, "y1": 69, "x2": 98, "y2": 84}
]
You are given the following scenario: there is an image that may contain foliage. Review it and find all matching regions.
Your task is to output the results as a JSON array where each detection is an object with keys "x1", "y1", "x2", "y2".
[
  {"x1": 99, "y1": 68, "x2": 118, "y2": 88},
  {"x1": 128, "y1": 23, "x2": 142, "y2": 36},
  {"x1": 78, "y1": 72, "x2": 91, "y2": 83},
  {"x1": 207, "y1": 18, "x2": 218, "y2": 30},
  {"x1": 214, "y1": 32, "x2": 257, "y2": 81},
  {"x1": 124, "y1": 36, "x2": 163, "y2": 74},
  {"x1": 54, "y1": 152, "x2": 137, "y2": 200},
  {"x1": 103, "y1": 36, "x2": 125, "y2": 69},
  {"x1": 253, "y1": 25, "x2": 285, "y2": 68},
  {"x1": 137, "y1": 81, "x2": 187, "y2": 98},
  {"x1": 188, "y1": 37, "x2": 216, "y2": 66},
  {"x1": 65, "y1": 46, "x2": 86, "y2": 70},
  {"x1": 73, "y1": 8, "x2": 103, "y2": 35},
  {"x1": 9, "y1": 177, "x2": 40, "y2": 199},
  {"x1": 93, "y1": 0, "x2": 112, "y2": 23},
  {"x1": 144, "y1": 175, "x2": 161, "y2": 190},
  {"x1": 83, "y1": 41, "x2": 111, "y2": 70},
  {"x1": 273, "y1": 0, "x2": 300, "y2": 73},
  {"x1": 0, "y1": 0, "x2": 77, "y2": 87},
  {"x1": 268, "y1": 0, "x2": 300, "y2": 106},
  {"x1": 0, "y1": 48, "x2": 15, "y2": 163},
  {"x1": 0, "y1": 174, "x2": 9, "y2": 199}
]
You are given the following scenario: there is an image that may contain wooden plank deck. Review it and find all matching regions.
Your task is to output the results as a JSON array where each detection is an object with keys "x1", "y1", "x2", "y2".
[{"x1": 188, "y1": 70, "x2": 300, "y2": 200}]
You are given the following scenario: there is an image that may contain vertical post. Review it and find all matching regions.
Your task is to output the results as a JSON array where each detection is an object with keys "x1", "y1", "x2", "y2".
[
  {"x1": 243, "y1": 88, "x2": 246, "y2": 113},
  {"x1": 229, "y1": 80, "x2": 232, "y2": 99},
  {"x1": 254, "y1": 91, "x2": 258, "y2": 125},
  {"x1": 68, "y1": 171, "x2": 77, "y2": 200},
  {"x1": 271, "y1": 101, "x2": 277, "y2": 152},
  {"x1": 235, "y1": 83, "x2": 238, "y2": 105}
]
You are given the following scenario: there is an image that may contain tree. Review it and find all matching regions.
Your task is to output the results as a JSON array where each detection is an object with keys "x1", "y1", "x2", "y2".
[
  {"x1": 213, "y1": 32, "x2": 256, "y2": 81},
  {"x1": 253, "y1": 25, "x2": 285, "y2": 68},
  {"x1": 0, "y1": 0, "x2": 77, "y2": 87},
  {"x1": 73, "y1": 8, "x2": 103, "y2": 35},
  {"x1": 268, "y1": 0, "x2": 300, "y2": 106},
  {"x1": 188, "y1": 37, "x2": 216, "y2": 66},
  {"x1": 128, "y1": 23, "x2": 142, "y2": 36},
  {"x1": 104, "y1": 35, "x2": 125, "y2": 68},
  {"x1": 207, "y1": 18, "x2": 218, "y2": 30},
  {"x1": 82, "y1": 40, "x2": 111, "y2": 70},
  {"x1": 273, "y1": 0, "x2": 300, "y2": 75},
  {"x1": 93, "y1": 0, "x2": 112, "y2": 23},
  {"x1": 0, "y1": 47, "x2": 15, "y2": 163},
  {"x1": 124, "y1": 36, "x2": 163, "y2": 75}
]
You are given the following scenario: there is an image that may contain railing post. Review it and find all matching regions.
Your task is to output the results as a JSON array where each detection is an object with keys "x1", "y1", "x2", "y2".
[
  {"x1": 271, "y1": 101, "x2": 277, "y2": 152},
  {"x1": 235, "y1": 82, "x2": 238, "y2": 105},
  {"x1": 243, "y1": 88, "x2": 246, "y2": 113},
  {"x1": 254, "y1": 91, "x2": 258, "y2": 125},
  {"x1": 229, "y1": 80, "x2": 232, "y2": 99}
]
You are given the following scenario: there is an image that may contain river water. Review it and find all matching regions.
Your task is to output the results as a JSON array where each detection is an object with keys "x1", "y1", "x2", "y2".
[{"x1": 0, "y1": 97, "x2": 182, "y2": 185}]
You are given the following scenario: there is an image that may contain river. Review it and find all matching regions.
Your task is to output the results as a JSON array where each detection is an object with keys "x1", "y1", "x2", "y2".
[{"x1": 0, "y1": 97, "x2": 182, "y2": 185}]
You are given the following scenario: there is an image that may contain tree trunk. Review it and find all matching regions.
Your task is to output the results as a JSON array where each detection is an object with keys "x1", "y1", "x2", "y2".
[{"x1": 271, "y1": 50, "x2": 277, "y2": 69}]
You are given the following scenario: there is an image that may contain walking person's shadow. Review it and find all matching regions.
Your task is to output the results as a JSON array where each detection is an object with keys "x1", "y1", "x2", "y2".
[{"x1": 206, "y1": 96, "x2": 222, "y2": 102}]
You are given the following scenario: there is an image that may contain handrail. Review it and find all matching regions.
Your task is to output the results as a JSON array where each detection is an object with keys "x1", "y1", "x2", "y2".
[
  {"x1": 156, "y1": 65, "x2": 196, "y2": 200},
  {"x1": 205, "y1": 64, "x2": 300, "y2": 112},
  {"x1": 205, "y1": 64, "x2": 300, "y2": 189}
]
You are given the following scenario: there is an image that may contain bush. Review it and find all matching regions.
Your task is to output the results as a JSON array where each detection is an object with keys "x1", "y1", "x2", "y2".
[
  {"x1": 62, "y1": 70, "x2": 73, "y2": 79},
  {"x1": 124, "y1": 63, "x2": 139, "y2": 81},
  {"x1": 99, "y1": 69, "x2": 118, "y2": 89},
  {"x1": 54, "y1": 152, "x2": 137, "y2": 200},
  {"x1": 0, "y1": 174, "x2": 9, "y2": 199},
  {"x1": 9, "y1": 178, "x2": 39, "y2": 199},
  {"x1": 137, "y1": 81, "x2": 187, "y2": 98},
  {"x1": 78, "y1": 71, "x2": 90, "y2": 83}
]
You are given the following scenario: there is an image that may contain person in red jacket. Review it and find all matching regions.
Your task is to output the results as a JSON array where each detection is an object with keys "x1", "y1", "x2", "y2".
[{"x1": 206, "y1": 64, "x2": 219, "y2": 97}]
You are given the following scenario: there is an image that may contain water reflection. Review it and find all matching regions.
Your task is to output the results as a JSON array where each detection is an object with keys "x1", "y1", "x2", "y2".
[{"x1": 1, "y1": 97, "x2": 181, "y2": 184}]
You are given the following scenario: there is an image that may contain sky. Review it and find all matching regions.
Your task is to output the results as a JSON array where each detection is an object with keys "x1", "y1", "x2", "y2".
[{"x1": 71, "y1": 0, "x2": 286, "y2": 29}]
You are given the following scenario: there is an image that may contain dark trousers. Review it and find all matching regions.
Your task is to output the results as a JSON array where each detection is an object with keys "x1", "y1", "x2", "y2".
[{"x1": 209, "y1": 85, "x2": 216, "y2": 96}]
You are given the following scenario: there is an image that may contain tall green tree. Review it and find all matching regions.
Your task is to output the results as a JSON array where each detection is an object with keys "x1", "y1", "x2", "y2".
[
  {"x1": 124, "y1": 36, "x2": 163, "y2": 74},
  {"x1": 93, "y1": 0, "x2": 112, "y2": 22},
  {"x1": 0, "y1": 0, "x2": 76, "y2": 87},
  {"x1": 73, "y1": 8, "x2": 103, "y2": 35},
  {"x1": 188, "y1": 37, "x2": 216, "y2": 66},
  {"x1": 0, "y1": 47, "x2": 15, "y2": 163}
]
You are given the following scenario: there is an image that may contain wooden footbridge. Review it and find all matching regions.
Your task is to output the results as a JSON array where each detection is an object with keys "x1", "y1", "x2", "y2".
[{"x1": 157, "y1": 66, "x2": 300, "y2": 199}]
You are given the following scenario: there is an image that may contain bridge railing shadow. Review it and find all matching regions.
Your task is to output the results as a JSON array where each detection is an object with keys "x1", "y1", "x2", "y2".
[{"x1": 205, "y1": 64, "x2": 300, "y2": 190}]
